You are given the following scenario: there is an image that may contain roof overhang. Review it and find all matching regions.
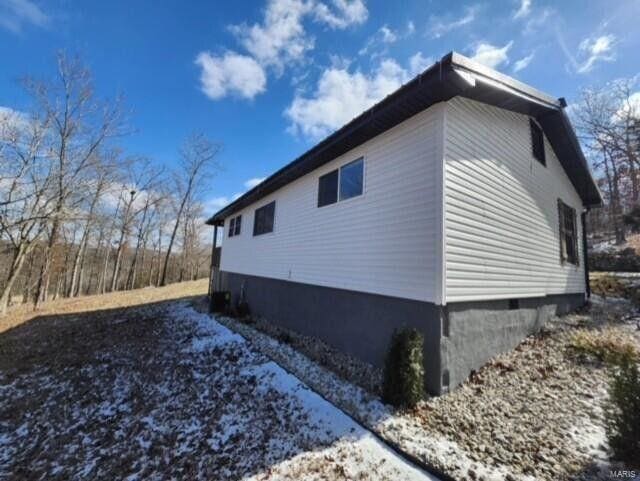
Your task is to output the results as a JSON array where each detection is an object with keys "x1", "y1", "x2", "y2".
[{"x1": 206, "y1": 51, "x2": 602, "y2": 226}]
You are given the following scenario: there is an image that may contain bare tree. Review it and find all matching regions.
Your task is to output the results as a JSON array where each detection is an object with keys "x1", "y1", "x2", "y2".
[
  {"x1": 28, "y1": 52, "x2": 127, "y2": 307},
  {"x1": 159, "y1": 133, "x2": 220, "y2": 286}
]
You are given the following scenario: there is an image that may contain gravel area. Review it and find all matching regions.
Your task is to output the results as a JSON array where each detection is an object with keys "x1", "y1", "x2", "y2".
[
  {"x1": 0, "y1": 301, "x2": 436, "y2": 481},
  {"x1": 206, "y1": 296, "x2": 640, "y2": 481}
]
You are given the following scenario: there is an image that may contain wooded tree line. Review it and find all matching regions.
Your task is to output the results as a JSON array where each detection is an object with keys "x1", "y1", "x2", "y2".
[
  {"x1": 574, "y1": 79, "x2": 640, "y2": 244},
  {"x1": 0, "y1": 53, "x2": 219, "y2": 315}
]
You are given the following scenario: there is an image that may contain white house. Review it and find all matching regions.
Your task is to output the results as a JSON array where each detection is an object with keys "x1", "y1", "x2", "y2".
[{"x1": 206, "y1": 52, "x2": 602, "y2": 394}]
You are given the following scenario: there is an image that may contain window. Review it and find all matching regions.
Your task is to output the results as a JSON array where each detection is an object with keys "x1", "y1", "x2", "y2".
[
  {"x1": 253, "y1": 201, "x2": 275, "y2": 236},
  {"x1": 317, "y1": 157, "x2": 364, "y2": 208},
  {"x1": 339, "y1": 158, "x2": 364, "y2": 201},
  {"x1": 530, "y1": 119, "x2": 546, "y2": 166},
  {"x1": 228, "y1": 215, "x2": 241, "y2": 237},
  {"x1": 558, "y1": 199, "x2": 579, "y2": 265},
  {"x1": 509, "y1": 299, "x2": 519, "y2": 310},
  {"x1": 318, "y1": 169, "x2": 339, "y2": 207}
]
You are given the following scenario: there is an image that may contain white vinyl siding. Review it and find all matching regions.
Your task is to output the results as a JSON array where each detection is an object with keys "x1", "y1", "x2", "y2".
[
  {"x1": 443, "y1": 97, "x2": 585, "y2": 302},
  {"x1": 220, "y1": 103, "x2": 445, "y2": 303}
]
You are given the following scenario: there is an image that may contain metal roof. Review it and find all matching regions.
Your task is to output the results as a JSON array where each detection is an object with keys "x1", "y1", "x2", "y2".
[{"x1": 206, "y1": 51, "x2": 602, "y2": 226}]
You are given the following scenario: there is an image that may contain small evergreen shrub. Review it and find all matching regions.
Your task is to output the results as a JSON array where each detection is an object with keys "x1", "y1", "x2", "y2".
[
  {"x1": 605, "y1": 351, "x2": 640, "y2": 467},
  {"x1": 382, "y1": 328, "x2": 425, "y2": 408},
  {"x1": 236, "y1": 300, "x2": 251, "y2": 319}
]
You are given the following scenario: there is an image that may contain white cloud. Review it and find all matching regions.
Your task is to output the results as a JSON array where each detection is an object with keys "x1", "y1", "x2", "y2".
[
  {"x1": 285, "y1": 58, "x2": 411, "y2": 139},
  {"x1": 230, "y1": 0, "x2": 315, "y2": 73},
  {"x1": 244, "y1": 177, "x2": 266, "y2": 189},
  {"x1": 195, "y1": 51, "x2": 267, "y2": 100},
  {"x1": 379, "y1": 25, "x2": 397, "y2": 43},
  {"x1": 470, "y1": 41, "x2": 513, "y2": 69},
  {"x1": 313, "y1": 0, "x2": 368, "y2": 29},
  {"x1": 406, "y1": 20, "x2": 415, "y2": 36},
  {"x1": 358, "y1": 24, "x2": 399, "y2": 57},
  {"x1": 0, "y1": 0, "x2": 48, "y2": 33},
  {"x1": 409, "y1": 52, "x2": 434, "y2": 76},
  {"x1": 513, "y1": 52, "x2": 534, "y2": 72},
  {"x1": 576, "y1": 34, "x2": 616, "y2": 74},
  {"x1": 197, "y1": 0, "x2": 369, "y2": 100},
  {"x1": 428, "y1": 6, "x2": 477, "y2": 39},
  {"x1": 513, "y1": 0, "x2": 531, "y2": 19}
]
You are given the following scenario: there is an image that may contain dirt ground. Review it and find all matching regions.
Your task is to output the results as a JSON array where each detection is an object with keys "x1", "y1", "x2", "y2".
[
  {"x1": 0, "y1": 291, "x2": 433, "y2": 481},
  {"x1": 0, "y1": 279, "x2": 209, "y2": 334}
]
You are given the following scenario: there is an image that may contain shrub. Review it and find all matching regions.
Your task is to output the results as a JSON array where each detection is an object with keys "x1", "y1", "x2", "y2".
[
  {"x1": 605, "y1": 351, "x2": 640, "y2": 467},
  {"x1": 236, "y1": 300, "x2": 250, "y2": 319},
  {"x1": 382, "y1": 328, "x2": 425, "y2": 408}
]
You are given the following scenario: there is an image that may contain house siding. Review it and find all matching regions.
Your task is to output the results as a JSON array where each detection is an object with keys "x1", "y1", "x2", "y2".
[
  {"x1": 443, "y1": 97, "x2": 586, "y2": 303},
  {"x1": 219, "y1": 103, "x2": 445, "y2": 304}
]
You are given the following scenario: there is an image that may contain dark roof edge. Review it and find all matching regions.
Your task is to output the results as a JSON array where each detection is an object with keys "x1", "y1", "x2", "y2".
[{"x1": 206, "y1": 51, "x2": 601, "y2": 225}]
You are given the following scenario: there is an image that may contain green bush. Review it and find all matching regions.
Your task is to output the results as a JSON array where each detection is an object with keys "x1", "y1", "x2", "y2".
[
  {"x1": 605, "y1": 352, "x2": 640, "y2": 467},
  {"x1": 382, "y1": 328, "x2": 425, "y2": 408}
]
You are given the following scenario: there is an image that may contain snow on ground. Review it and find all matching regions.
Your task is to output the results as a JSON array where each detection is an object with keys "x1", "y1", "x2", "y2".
[
  {"x1": 0, "y1": 302, "x2": 435, "y2": 481},
  {"x1": 213, "y1": 298, "x2": 640, "y2": 481}
]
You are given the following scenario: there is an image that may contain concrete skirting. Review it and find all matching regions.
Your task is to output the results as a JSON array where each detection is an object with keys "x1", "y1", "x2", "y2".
[
  {"x1": 217, "y1": 270, "x2": 585, "y2": 395},
  {"x1": 218, "y1": 271, "x2": 444, "y2": 394},
  {"x1": 441, "y1": 293, "x2": 585, "y2": 390}
]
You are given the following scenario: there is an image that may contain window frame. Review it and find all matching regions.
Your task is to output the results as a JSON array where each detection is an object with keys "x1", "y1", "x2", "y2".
[
  {"x1": 228, "y1": 215, "x2": 242, "y2": 237},
  {"x1": 530, "y1": 119, "x2": 546, "y2": 167},
  {"x1": 253, "y1": 201, "x2": 276, "y2": 236},
  {"x1": 558, "y1": 199, "x2": 579, "y2": 266},
  {"x1": 228, "y1": 217, "x2": 235, "y2": 237},
  {"x1": 316, "y1": 157, "x2": 365, "y2": 208}
]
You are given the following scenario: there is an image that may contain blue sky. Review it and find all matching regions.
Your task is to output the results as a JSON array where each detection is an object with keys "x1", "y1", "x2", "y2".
[{"x1": 1, "y1": 0, "x2": 639, "y2": 217}]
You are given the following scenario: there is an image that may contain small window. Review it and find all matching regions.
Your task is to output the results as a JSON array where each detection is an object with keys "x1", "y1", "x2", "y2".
[
  {"x1": 253, "y1": 201, "x2": 275, "y2": 236},
  {"x1": 530, "y1": 119, "x2": 546, "y2": 166},
  {"x1": 228, "y1": 217, "x2": 235, "y2": 237},
  {"x1": 339, "y1": 158, "x2": 364, "y2": 201},
  {"x1": 558, "y1": 199, "x2": 579, "y2": 265},
  {"x1": 228, "y1": 215, "x2": 241, "y2": 237},
  {"x1": 318, "y1": 169, "x2": 339, "y2": 207}
]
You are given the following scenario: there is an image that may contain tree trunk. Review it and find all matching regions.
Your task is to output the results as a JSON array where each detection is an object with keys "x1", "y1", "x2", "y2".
[
  {"x1": 34, "y1": 215, "x2": 61, "y2": 308},
  {"x1": 0, "y1": 244, "x2": 29, "y2": 316}
]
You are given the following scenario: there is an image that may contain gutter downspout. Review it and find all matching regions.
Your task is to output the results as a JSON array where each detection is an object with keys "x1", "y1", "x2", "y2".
[
  {"x1": 208, "y1": 225, "x2": 218, "y2": 302},
  {"x1": 581, "y1": 210, "x2": 591, "y2": 298}
]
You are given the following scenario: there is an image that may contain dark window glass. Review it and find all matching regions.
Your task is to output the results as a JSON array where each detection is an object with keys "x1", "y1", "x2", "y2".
[
  {"x1": 318, "y1": 169, "x2": 338, "y2": 207},
  {"x1": 228, "y1": 217, "x2": 235, "y2": 237},
  {"x1": 530, "y1": 120, "x2": 546, "y2": 166},
  {"x1": 339, "y1": 158, "x2": 364, "y2": 201},
  {"x1": 234, "y1": 215, "x2": 241, "y2": 236},
  {"x1": 509, "y1": 299, "x2": 519, "y2": 310},
  {"x1": 253, "y1": 201, "x2": 275, "y2": 236},
  {"x1": 558, "y1": 199, "x2": 578, "y2": 265}
]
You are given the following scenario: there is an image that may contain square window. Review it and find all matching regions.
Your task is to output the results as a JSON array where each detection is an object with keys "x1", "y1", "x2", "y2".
[
  {"x1": 318, "y1": 169, "x2": 338, "y2": 207},
  {"x1": 253, "y1": 201, "x2": 275, "y2": 236},
  {"x1": 339, "y1": 158, "x2": 364, "y2": 201}
]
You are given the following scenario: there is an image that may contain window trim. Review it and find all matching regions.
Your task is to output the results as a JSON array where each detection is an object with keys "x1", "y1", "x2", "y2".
[
  {"x1": 317, "y1": 157, "x2": 365, "y2": 208},
  {"x1": 253, "y1": 200, "x2": 276, "y2": 236},
  {"x1": 558, "y1": 199, "x2": 579, "y2": 266},
  {"x1": 530, "y1": 119, "x2": 546, "y2": 167}
]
